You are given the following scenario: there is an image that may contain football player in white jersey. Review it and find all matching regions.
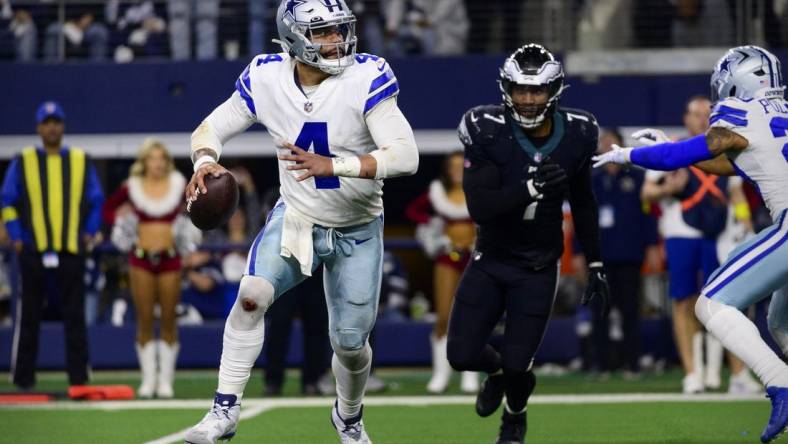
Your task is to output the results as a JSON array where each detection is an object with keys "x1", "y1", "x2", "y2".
[
  {"x1": 182, "y1": 1, "x2": 418, "y2": 443},
  {"x1": 594, "y1": 45, "x2": 788, "y2": 443}
]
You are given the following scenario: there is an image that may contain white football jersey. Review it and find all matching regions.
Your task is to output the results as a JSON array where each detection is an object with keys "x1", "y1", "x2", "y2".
[
  {"x1": 710, "y1": 96, "x2": 788, "y2": 221},
  {"x1": 236, "y1": 52, "x2": 399, "y2": 227}
]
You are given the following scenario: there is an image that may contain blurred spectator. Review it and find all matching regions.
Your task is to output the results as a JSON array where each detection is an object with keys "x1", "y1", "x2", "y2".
[
  {"x1": 641, "y1": 96, "x2": 759, "y2": 394},
  {"x1": 166, "y1": 0, "x2": 219, "y2": 60},
  {"x1": 572, "y1": 128, "x2": 660, "y2": 376},
  {"x1": 43, "y1": 5, "x2": 109, "y2": 62},
  {"x1": 103, "y1": 138, "x2": 199, "y2": 399},
  {"x1": 406, "y1": 151, "x2": 478, "y2": 394},
  {"x1": 1, "y1": 101, "x2": 104, "y2": 390},
  {"x1": 105, "y1": 0, "x2": 168, "y2": 62},
  {"x1": 350, "y1": 0, "x2": 385, "y2": 55},
  {"x1": 464, "y1": 0, "x2": 523, "y2": 53},
  {"x1": 247, "y1": 0, "x2": 275, "y2": 56},
  {"x1": 180, "y1": 250, "x2": 226, "y2": 319},
  {"x1": 379, "y1": 250, "x2": 410, "y2": 320},
  {"x1": 384, "y1": 0, "x2": 469, "y2": 55},
  {"x1": 632, "y1": 0, "x2": 674, "y2": 47},
  {"x1": 673, "y1": 0, "x2": 734, "y2": 47},
  {"x1": 0, "y1": 1, "x2": 37, "y2": 61}
]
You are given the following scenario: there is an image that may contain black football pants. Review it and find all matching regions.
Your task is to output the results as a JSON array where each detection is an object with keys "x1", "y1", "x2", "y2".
[
  {"x1": 447, "y1": 255, "x2": 559, "y2": 374},
  {"x1": 13, "y1": 250, "x2": 89, "y2": 388}
]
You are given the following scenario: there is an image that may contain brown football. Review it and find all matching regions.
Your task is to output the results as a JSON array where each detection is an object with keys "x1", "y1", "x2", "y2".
[{"x1": 187, "y1": 173, "x2": 239, "y2": 230}]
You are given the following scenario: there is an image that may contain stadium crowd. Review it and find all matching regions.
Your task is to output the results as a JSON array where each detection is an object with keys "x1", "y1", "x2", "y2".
[{"x1": 1, "y1": 0, "x2": 787, "y2": 62}]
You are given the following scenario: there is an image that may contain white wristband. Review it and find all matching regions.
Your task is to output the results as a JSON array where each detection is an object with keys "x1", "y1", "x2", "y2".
[
  {"x1": 193, "y1": 155, "x2": 217, "y2": 172},
  {"x1": 331, "y1": 156, "x2": 362, "y2": 177}
]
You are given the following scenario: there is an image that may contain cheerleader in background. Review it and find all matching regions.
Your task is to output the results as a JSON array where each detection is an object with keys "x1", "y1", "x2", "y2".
[
  {"x1": 103, "y1": 138, "x2": 200, "y2": 398},
  {"x1": 406, "y1": 151, "x2": 478, "y2": 393}
]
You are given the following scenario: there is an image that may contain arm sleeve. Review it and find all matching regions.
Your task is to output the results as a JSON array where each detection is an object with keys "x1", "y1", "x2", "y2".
[
  {"x1": 462, "y1": 143, "x2": 532, "y2": 225},
  {"x1": 365, "y1": 97, "x2": 419, "y2": 178},
  {"x1": 101, "y1": 183, "x2": 129, "y2": 227},
  {"x1": 83, "y1": 162, "x2": 105, "y2": 235},
  {"x1": 629, "y1": 135, "x2": 714, "y2": 171},
  {"x1": 405, "y1": 192, "x2": 433, "y2": 224},
  {"x1": 1, "y1": 158, "x2": 22, "y2": 241},
  {"x1": 568, "y1": 157, "x2": 602, "y2": 264},
  {"x1": 191, "y1": 91, "x2": 256, "y2": 163}
]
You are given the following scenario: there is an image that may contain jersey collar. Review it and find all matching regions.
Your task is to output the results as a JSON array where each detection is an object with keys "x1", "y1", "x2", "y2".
[{"x1": 510, "y1": 111, "x2": 564, "y2": 162}]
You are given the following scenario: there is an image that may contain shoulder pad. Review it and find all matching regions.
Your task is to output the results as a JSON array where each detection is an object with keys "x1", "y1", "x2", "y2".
[
  {"x1": 560, "y1": 107, "x2": 599, "y2": 142},
  {"x1": 360, "y1": 54, "x2": 399, "y2": 115},
  {"x1": 710, "y1": 98, "x2": 749, "y2": 127},
  {"x1": 458, "y1": 105, "x2": 507, "y2": 146}
]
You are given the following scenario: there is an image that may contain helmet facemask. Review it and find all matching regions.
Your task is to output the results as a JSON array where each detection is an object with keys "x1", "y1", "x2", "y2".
[
  {"x1": 499, "y1": 45, "x2": 566, "y2": 130},
  {"x1": 276, "y1": 0, "x2": 358, "y2": 75}
]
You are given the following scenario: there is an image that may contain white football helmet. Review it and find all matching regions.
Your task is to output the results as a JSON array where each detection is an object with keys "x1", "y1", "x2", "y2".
[
  {"x1": 275, "y1": 0, "x2": 357, "y2": 75},
  {"x1": 710, "y1": 45, "x2": 785, "y2": 102}
]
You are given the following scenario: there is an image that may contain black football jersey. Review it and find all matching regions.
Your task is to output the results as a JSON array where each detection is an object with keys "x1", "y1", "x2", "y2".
[{"x1": 458, "y1": 104, "x2": 602, "y2": 268}]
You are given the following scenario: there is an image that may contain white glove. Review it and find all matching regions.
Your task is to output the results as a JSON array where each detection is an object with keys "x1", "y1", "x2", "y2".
[
  {"x1": 631, "y1": 128, "x2": 670, "y2": 146},
  {"x1": 592, "y1": 144, "x2": 633, "y2": 168},
  {"x1": 111, "y1": 212, "x2": 139, "y2": 253}
]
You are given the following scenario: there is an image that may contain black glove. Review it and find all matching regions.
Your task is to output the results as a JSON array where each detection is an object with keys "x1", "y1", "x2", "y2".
[
  {"x1": 581, "y1": 263, "x2": 610, "y2": 317},
  {"x1": 524, "y1": 161, "x2": 568, "y2": 200}
]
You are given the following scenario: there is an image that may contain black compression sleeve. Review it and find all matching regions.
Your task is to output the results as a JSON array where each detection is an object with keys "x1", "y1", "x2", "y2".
[
  {"x1": 568, "y1": 158, "x2": 602, "y2": 264},
  {"x1": 462, "y1": 160, "x2": 533, "y2": 225}
]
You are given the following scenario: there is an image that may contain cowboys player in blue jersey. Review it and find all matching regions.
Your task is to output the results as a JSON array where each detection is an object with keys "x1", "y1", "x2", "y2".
[
  {"x1": 448, "y1": 43, "x2": 610, "y2": 444},
  {"x1": 594, "y1": 45, "x2": 788, "y2": 443}
]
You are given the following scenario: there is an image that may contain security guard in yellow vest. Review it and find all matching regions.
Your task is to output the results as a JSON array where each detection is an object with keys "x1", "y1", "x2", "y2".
[{"x1": 1, "y1": 101, "x2": 104, "y2": 389}]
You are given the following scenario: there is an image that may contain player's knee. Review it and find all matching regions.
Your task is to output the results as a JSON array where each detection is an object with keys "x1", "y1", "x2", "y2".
[
  {"x1": 447, "y1": 338, "x2": 473, "y2": 371},
  {"x1": 237, "y1": 275, "x2": 275, "y2": 314},
  {"x1": 694, "y1": 295, "x2": 715, "y2": 325},
  {"x1": 331, "y1": 329, "x2": 367, "y2": 352}
]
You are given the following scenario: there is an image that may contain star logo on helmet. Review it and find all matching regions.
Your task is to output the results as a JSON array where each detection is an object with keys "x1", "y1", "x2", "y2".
[
  {"x1": 720, "y1": 58, "x2": 731, "y2": 72},
  {"x1": 285, "y1": 0, "x2": 307, "y2": 20}
]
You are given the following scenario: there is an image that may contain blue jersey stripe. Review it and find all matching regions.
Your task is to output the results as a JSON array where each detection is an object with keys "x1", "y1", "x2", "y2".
[
  {"x1": 706, "y1": 232, "x2": 788, "y2": 297},
  {"x1": 235, "y1": 78, "x2": 256, "y2": 115},
  {"x1": 710, "y1": 114, "x2": 747, "y2": 127},
  {"x1": 369, "y1": 69, "x2": 395, "y2": 94},
  {"x1": 703, "y1": 211, "x2": 787, "y2": 296},
  {"x1": 364, "y1": 82, "x2": 399, "y2": 114},
  {"x1": 712, "y1": 104, "x2": 747, "y2": 117}
]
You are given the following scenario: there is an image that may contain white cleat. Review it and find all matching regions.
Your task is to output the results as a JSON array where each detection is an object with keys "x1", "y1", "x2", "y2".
[
  {"x1": 461, "y1": 371, "x2": 480, "y2": 394},
  {"x1": 682, "y1": 372, "x2": 705, "y2": 394},
  {"x1": 728, "y1": 370, "x2": 764, "y2": 395},
  {"x1": 332, "y1": 401, "x2": 372, "y2": 444},
  {"x1": 184, "y1": 393, "x2": 240, "y2": 444}
]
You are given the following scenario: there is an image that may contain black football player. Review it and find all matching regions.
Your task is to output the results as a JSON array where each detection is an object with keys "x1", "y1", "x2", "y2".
[{"x1": 446, "y1": 43, "x2": 610, "y2": 444}]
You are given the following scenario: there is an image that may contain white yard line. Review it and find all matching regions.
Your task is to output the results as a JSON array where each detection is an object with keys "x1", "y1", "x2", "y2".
[{"x1": 0, "y1": 392, "x2": 765, "y2": 411}]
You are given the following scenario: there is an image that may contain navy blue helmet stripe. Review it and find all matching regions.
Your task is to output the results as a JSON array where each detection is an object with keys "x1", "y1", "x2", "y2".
[{"x1": 753, "y1": 47, "x2": 776, "y2": 87}]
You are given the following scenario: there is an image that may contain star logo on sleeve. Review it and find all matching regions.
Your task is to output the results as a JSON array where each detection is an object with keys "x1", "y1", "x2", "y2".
[{"x1": 285, "y1": 0, "x2": 307, "y2": 21}]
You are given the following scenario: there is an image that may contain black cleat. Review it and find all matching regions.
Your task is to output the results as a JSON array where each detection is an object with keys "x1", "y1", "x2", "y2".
[
  {"x1": 476, "y1": 373, "x2": 506, "y2": 417},
  {"x1": 495, "y1": 410, "x2": 527, "y2": 444}
]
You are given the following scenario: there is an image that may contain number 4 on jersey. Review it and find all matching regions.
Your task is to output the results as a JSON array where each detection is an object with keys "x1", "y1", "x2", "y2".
[{"x1": 293, "y1": 122, "x2": 340, "y2": 189}]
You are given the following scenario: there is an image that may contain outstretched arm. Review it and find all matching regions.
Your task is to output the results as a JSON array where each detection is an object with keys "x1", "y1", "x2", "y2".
[{"x1": 592, "y1": 128, "x2": 748, "y2": 171}]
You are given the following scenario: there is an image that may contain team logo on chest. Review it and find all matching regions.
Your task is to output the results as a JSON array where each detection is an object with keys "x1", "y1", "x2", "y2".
[{"x1": 304, "y1": 101, "x2": 313, "y2": 113}]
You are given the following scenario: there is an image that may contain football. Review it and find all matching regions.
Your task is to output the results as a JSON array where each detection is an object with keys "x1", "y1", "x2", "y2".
[{"x1": 187, "y1": 173, "x2": 239, "y2": 230}]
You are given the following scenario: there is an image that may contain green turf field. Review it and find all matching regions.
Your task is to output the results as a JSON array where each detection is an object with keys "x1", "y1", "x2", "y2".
[{"x1": 0, "y1": 369, "x2": 777, "y2": 444}]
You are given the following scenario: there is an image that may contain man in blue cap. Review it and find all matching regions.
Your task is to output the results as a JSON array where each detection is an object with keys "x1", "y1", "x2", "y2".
[{"x1": 1, "y1": 101, "x2": 104, "y2": 390}]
